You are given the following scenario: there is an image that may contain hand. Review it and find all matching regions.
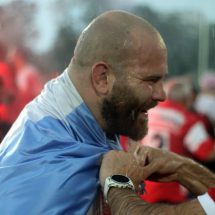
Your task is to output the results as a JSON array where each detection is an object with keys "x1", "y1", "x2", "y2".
[
  {"x1": 125, "y1": 141, "x2": 184, "y2": 182},
  {"x1": 100, "y1": 150, "x2": 147, "y2": 191},
  {"x1": 132, "y1": 144, "x2": 184, "y2": 182},
  {"x1": 132, "y1": 144, "x2": 215, "y2": 195}
]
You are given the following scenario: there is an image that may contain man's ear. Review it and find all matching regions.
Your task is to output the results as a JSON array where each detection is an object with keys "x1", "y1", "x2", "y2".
[{"x1": 91, "y1": 62, "x2": 113, "y2": 95}]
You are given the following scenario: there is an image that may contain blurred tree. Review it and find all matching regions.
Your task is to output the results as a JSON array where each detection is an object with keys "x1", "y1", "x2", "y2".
[
  {"x1": 45, "y1": 25, "x2": 77, "y2": 72},
  {"x1": 131, "y1": 6, "x2": 199, "y2": 77},
  {"x1": 42, "y1": 0, "x2": 107, "y2": 72},
  {"x1": 209, "y1": 24, "x2": 215, "y2": 69}
]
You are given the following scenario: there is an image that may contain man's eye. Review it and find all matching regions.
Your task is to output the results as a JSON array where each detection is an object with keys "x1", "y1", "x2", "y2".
[
  {"x1": 147, "y1": 80, "x2": 152, "y2": 84},
  {"x1": 147, "y1": 80, "x2": 157, "y2": 85}
]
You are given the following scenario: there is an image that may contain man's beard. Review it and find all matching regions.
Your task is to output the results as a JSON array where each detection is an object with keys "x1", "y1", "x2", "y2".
[{"x1": 101, "y1": 83, "x2": 156, "y2": 141}]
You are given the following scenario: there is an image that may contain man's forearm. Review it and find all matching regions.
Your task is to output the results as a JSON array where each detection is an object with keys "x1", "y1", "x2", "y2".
[
  {"x1": 177, "y1": 157, "x2": 215, "y2": 195},
  {"x1": 107, "y1": 188, "x2": 205, "y2": 215}
]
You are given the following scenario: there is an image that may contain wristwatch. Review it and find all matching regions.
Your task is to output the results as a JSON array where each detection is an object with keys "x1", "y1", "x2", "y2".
[{"x1": 103, "y1": 175, "x2": 135, "y2": 203}]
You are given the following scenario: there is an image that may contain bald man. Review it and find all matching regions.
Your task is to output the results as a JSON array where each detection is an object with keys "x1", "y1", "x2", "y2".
[{"x1": 0, "y1": 11, "x2": 167, "y2": 214}]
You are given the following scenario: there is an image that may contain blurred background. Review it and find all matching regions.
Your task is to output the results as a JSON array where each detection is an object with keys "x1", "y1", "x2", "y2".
[
  {"x1": 0, "y1": 0, "x2": 215, "y2": 140},
  {"x1": 0, "y1": 0, "x2": 215, "y2": 78}
]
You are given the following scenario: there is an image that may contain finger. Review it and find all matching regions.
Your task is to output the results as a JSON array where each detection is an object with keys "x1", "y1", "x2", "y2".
[
  {"x1": 134, "y1": 146, "x2": 147, "y2": 166},
  {"x1": 155, "y1": 173, "x2": 177, "y2": 182},
  {"x1": 139, "y1": 161, "x2": 162, "y2": 180}
]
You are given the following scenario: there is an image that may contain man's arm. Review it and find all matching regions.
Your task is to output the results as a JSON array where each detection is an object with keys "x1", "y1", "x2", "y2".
[
  {"x1": 100, "y1": 146, "x2": 215, "y2": 215},
  {"x1": 107, "y1": 188, "x2": 203, "y2": 215}
]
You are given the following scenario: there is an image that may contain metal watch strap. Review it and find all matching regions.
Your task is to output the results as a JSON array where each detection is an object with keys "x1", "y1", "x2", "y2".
[{"x1": 103, "y1": 176, "x2": 135, "y2": 203}]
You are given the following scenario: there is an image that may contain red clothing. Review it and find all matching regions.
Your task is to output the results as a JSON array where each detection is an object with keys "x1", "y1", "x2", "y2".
[
  {"x1": 0, "y1": 62, "x2": 15, "y2": 91},
  {"x1": 141, "y1": 181, "x2": 187, "y2": 204},
  {"x1": 0, "y1": 62, "x2": 17, "y2": 123},
  {"x1": 0, "y1": 104, "x2": 10, "y2": 123},
  {"x1": 142, "y1": 100, "x2": 214, "y2": 160},
  {"x1": 120, "y1": 135, "x2": 129, "y2": 151},
  {"x1": 140, "y1": 100, "x2": 215, "y2": 203},
  {"x1": 208, "y1": 187, "x2": 215, "y2": 201}
]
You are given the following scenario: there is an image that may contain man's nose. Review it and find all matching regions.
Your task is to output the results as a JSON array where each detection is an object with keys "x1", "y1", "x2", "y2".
[{"x1": 152, "y1": 82, "x2": 166, "y2": 102}]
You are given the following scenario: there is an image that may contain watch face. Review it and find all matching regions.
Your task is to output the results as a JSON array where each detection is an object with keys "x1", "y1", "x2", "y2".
[{"x1": 112, "y1": 175, "x2": 129, "y2": 183}]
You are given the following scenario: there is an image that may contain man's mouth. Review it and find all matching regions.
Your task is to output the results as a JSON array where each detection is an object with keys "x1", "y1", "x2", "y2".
[
  {"x1": 143, "y1": 102, "x2": 157, "y2": 112},
  {"x1": 140, "y1": 110, "x2": 148, "y2": 116},
  {"x1": 131, "y1": 103, "x2": 156, "y2": 121},
  {"x1": 138, "y1": 103, "x2": 157, "y2": 119}
]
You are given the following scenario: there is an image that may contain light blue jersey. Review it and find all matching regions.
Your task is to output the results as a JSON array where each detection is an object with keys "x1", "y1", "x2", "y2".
[{"x1": 0, "y1": 70, "x2": 121, "y2": 215}]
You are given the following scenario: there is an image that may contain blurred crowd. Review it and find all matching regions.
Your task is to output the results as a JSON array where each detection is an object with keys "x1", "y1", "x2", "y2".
[
  {"x1": 121, "y1": 72, "x2": 215, "y2": 204},
  {"x1": 0, "y1": 42, "x2": 59, "y2": 141}
]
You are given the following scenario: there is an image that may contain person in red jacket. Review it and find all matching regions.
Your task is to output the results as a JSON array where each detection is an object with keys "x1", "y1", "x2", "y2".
[
  {"x1": 8, "y1": 47, "x2": 44, "y2": 112},
  {"x1": 139, "y1": 78, "x2": 215, "y2": 204},
  {"x1": 0, "y1": 43, "x2": 16, "y2": 139},
  {"x1": 0, "y1": 76, "x2": 14, "y2": 141}
]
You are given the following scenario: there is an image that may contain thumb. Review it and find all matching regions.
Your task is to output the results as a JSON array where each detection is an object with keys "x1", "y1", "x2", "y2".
[{"x1": 138, "y1": 162, "x2": 161, "y2": 180}]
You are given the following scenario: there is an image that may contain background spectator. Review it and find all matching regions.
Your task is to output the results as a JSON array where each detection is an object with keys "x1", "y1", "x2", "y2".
[
  {"x1": 8, "y1": 47, "x2": 44, "y2": 112},
  {"x1": 139, "y1": 77, "x2": 215, "y2": 203},
  {"x1": 195, "y1": 72, "x2": 215, "y2": 134}
]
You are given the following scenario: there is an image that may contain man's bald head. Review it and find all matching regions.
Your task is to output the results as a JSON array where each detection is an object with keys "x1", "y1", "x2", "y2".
[
  {"x1": 71, "y1": 10, "x2": 166, "y2": 73},
  {"x1": 68, "y1": 11, "x2": 167, "y2": 135}
]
